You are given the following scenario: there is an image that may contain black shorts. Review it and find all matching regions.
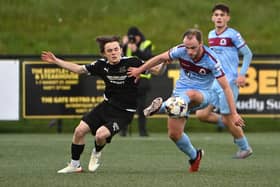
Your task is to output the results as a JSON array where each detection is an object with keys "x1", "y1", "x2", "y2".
[{"x1": 82, "y1": 101, "x2": 134, "y2": 142}]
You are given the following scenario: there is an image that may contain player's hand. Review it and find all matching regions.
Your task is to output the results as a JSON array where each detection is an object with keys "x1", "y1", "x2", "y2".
[
  {"x1": 127, "y1": 67, "x2": 141, "y2": 83},
  {"x1": 164, "y1": 59, "x2": 173, "y2": 64},
  {"x1": 235, "y1": 75, "x2": 246, "y2": 87},
  {"x1": 41, "y1": 51, "x2": 59, "y2": 64},
  {"x1": 232, "y1": 113, "x2": 245, "y2": 127}
]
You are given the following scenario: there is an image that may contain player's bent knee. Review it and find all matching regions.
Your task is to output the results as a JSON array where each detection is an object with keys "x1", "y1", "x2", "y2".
[
  {"x1": 168, "y1": 131, "x2": 182, "y2": 142},
  {"x1": 95, "y1": 126, "x2": 111, "y2": 142},
  {"x1": 187, "y1": 90, "x2": 203, "y2": 102},
  {"x1": 196, "y1": 110, "x2": 209, "y2": 122},
  {"x1": 95, "y1": 133, "x2": 106, "y2": 142},
  {"x1": 187, "y1": 90, "x2": 197, "y2": 99},
  {"x1": 74, "y1": 126, "x2": 86, "y2": 139}
]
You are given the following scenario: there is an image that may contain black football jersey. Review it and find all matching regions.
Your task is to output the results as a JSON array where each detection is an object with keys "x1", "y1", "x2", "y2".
[{"x1": 84, "y1": 56, "x2": 144, "y2": 112}]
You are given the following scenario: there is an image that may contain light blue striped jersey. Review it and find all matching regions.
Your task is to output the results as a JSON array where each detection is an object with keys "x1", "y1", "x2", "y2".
[
  {"x1": 169, "y1": 44, "x2": 224, "y2": 90},
  {"x1": 208, "y1": 27, "x2": 246, "y2": 82}
]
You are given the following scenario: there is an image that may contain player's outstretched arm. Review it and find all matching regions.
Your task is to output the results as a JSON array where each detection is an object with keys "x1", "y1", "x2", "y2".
[
  {"x1": 41, "y1": 51, "x2": 86, "y2": 74},
  {"x1": 127, "y1": 51, "x2": 170, "y2": 80},
  {"x1": 149, "y1": 62, "x2": 169, "y2": 76}
]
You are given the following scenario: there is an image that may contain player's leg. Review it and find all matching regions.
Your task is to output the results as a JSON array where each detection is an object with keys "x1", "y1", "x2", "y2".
[
  {"x1": 195, "y1": 80, "x2": 226, "y2": 129},
  {"x1": 219, "y1": 85, "x2": 253, "y2": 158},
  {"x1": 222, "y1": 114, "x2": 253, "y2": 158},
  {"x1": 196, "y1": 105, "x2": 225, "y2": 130},
  {"x1": 89, "y1": 104, "x2": 135, "y2": 171},
  {"x1": 144, "y1": 88, "x2": 204, "y2": 117},
  {"x1": 168, "y1": 117, "x2": 196, "y2": 159},
  {"x1": 57, "y1": 120, "x2": 91, "y2": 173},
  {"x1": 88, "y1": 125, "x2": 111, "y2": 172},
  {"x1": 196, "y1": 105, "x2": 215, "y2": 122},
  {"x1": 167, "y1": 117, "x2": 203, "y2": 172}
]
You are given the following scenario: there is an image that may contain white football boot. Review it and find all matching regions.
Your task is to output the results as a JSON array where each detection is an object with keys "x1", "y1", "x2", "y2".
[
  {"x1": 88, "y1": 150, "x2": 102, "y2": 172},
  {"x1": 143, "y1": 97, "x2": 163, "y2": 116},
  {"x1": 234, "y1": 147, "x2": 253, "y2": 159},
  {"x1": 57, "y1": 163, "x2": 83, "y2": 174}
]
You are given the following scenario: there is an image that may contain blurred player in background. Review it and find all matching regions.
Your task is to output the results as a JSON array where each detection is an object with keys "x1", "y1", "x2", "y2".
[
  {"x1": 128, "y1": 29, "x2": 244, "y2": 172},
  {"x1": 196, "y1": 3, "x2": 253, "y2": 158},
  {"x1": 41, "y1": 36, "x2": 145, "y2": 173}
]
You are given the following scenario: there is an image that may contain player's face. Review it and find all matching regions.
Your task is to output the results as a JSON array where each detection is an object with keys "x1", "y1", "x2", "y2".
[
  {"x1": 212, "y1": 9, "x2": 230, "y2": 29},
  {"x1": 183, "y1": 36, "x2": 203, "y2": 60},
  {"x1": 103, "y1": 41, "x2": 122, "y2": 64}
]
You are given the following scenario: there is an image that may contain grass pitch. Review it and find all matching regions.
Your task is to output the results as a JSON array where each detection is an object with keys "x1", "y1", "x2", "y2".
[{"x1": 0, "y1": 132, "x2": 279, "y2": 187}]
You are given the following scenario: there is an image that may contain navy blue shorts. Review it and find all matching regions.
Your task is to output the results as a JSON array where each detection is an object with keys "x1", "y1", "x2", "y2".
[{"x1": 82, "y1": 101, "x2": 134, "y2": 142}]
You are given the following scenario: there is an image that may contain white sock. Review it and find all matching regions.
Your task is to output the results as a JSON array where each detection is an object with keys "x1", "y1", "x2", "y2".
[
  {"x1": 71, "y1": 159, "x2": 80, "y2": 167},
  {"x1": 92, "y1": 148, "x2": 97, "y2": 154}
]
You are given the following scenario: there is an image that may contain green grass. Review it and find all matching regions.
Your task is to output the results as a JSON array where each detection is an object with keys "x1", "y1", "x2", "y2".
[
  {"x1": 2, "y1": 117, "x2": 280, "y2": 133},
  {"x1": 1, "y1": 133, "x2": 279, "y2": 187},
  {"x1": 0, "y1": 0, "x2": 280, "y2": 54}
]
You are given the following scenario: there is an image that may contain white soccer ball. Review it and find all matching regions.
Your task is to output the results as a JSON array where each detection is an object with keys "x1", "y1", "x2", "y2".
[{"x1": 164, "y1": 96, "x2": 188, "y2": 118}]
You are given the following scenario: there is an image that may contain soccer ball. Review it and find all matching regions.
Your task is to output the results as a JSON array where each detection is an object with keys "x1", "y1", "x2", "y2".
[{"x1": 164, "y1": 96, "x2": 188, "y2": 118}]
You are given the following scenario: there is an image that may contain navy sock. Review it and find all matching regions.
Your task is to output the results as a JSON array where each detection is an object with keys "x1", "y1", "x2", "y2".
[
  {"x1": 71, "y1": 143, "x2": 85, "y2": 160},
  {"x1": 95, "y1": 141, "x2": 105, "y2": 152}
]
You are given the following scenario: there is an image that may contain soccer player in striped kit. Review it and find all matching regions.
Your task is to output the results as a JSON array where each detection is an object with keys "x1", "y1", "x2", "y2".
[{"x1": 196, "y1": 3, "x2": 253, "y2": 158}]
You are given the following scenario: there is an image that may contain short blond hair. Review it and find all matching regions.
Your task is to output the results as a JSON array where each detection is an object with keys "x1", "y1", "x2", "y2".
[{"x1": 182, "y1": 29, "x2": 203, "y2": 43}]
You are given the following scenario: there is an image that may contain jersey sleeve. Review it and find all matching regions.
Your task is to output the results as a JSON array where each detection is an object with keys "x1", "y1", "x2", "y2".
[
  {"x1": 136, "y1": 57, "x2": 145, "y2": 67},
  {"x1": 128, "y1": 56, "x2": 145, "y2": 67},
  {"x1": 231, "y1": 29, "x2": 246, "y2": 49},
  {"x1": 209, "y1": 53, "x2": 225, "y2": 78},
  {"x1": 213, "y1": 60, "x2": 225, "y2": 78},
  {"x1": 127, "y1": 57, "x2": 150, "y2": 77},
  {"x1": 83, "y1": 60, "x2": 100, "y2": 75},
  {"x1": 168, "y1": 45, "x2": 184, "y2": 60}
]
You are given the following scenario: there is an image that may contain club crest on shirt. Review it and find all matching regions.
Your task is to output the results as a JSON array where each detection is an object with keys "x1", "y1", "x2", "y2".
[
  {"x1": 199, "y1": 68, "x2": 207, "y2": 75},
  {"x1": 220, "y1": 38, "x2": 227, "y2": 46}
]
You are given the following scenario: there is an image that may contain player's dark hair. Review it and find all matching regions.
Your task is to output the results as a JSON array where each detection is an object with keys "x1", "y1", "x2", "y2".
[
  {"x1": 182, "y1": 29, "x2": 203, "y2": 43},
  {"x1": 212, "y1": 3, "x2": 230, "y2": 14},
  {"x1": 96, "y1": 36, "x2": 121, "y2": 53}
]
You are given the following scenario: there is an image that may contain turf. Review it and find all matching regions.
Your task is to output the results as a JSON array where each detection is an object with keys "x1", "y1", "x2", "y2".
[
  {"x1": 0, "y1": 0, "x2": 279, "y2": 54},
  {"x1": 0, "y1": 133, "x2": 279, "y2": 187}
]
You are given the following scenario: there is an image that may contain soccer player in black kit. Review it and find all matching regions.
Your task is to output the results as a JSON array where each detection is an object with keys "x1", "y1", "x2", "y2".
[{"x1": 41, "y1": 36, "x2": 145, "y2": 173}]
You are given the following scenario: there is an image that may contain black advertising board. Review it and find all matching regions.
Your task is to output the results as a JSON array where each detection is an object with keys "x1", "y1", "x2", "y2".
[
  {"x1": 237, "y1": 60, "x2": 280, "y2": 117},
  {"x1": 23, "y1": 61, "x2": 105, "y2": 118},
  {"x1": 22, "y1": 60, "x2": 280, "y2": 119},
  {"x1": 22, "y1": 61, "x2": 173, "y2": 119}
]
